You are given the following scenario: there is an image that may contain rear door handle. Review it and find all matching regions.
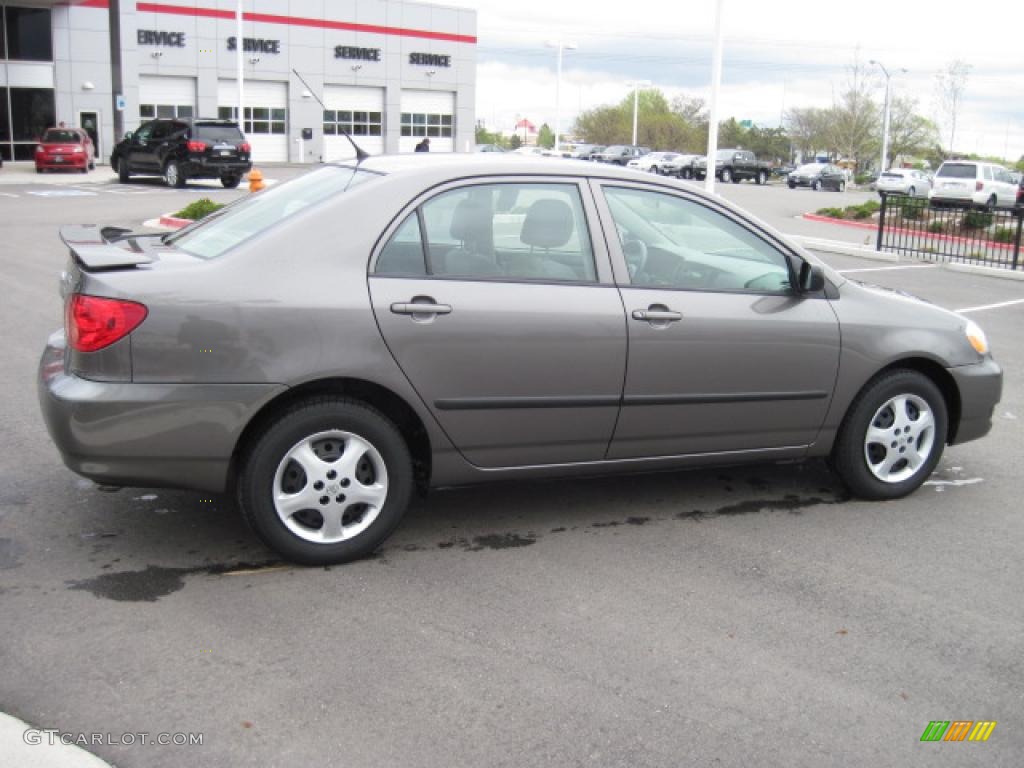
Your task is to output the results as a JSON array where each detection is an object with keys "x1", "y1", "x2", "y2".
[
  {"x1": 390, "y1": 301, "x2": 452, "y2": 316},
  {"x1": 632, "y1": 309, "x2": 682, "y2": 322}
]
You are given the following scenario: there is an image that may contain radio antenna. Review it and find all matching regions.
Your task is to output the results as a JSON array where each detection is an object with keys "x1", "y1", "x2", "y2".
[{"x1": 291, "y1": 68, "x2": 369, "y2": 162}]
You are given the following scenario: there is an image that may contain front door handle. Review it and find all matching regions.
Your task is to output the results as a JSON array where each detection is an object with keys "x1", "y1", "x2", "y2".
[{"x1": 632, "y1": 308, "x2": 682, "y2": 322}]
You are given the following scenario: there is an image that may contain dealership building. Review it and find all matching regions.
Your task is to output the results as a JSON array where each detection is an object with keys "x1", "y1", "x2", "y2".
[{"x1": 0, "y1": 0, "x2": 477, "y2": 163}]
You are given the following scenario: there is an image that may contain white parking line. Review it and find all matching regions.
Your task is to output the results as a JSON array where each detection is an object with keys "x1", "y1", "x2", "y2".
[
  {"x1": 955, "y1": 298, "x2": 1024, "y2": 314},
  {"x1": 836, "y1": 265, "x2": 939, "y2": 274}
]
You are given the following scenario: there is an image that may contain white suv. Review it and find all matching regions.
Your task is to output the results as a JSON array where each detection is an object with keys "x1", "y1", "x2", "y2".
[{"x1": 928, "y1": 160, "x2": 1017, "y2": 209}]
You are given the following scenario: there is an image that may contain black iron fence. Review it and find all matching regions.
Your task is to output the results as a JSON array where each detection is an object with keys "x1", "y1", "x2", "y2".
[{"x1": 876, "y1": 192, "x2": 1023, "y2": 270}]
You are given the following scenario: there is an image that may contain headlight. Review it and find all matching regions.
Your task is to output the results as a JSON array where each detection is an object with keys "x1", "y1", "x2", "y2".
[{"x1": 964, "y1": 319, "x2": 989, "y2": 355}]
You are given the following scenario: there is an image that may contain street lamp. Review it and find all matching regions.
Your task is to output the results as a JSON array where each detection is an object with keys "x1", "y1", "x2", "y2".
[
  {"x1": 628, "y1": 79, "x2": 652, "y2": 146},
  {"x1": 546, "y1": 40, "x2": 577, "y2": 153},
  {"x1": 869, "y1": 59, "x2": 907, "y2": 174}
]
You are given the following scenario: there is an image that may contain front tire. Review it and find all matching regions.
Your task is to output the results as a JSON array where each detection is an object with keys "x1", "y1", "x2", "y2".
[
  {"x1": 116, "y1": 156, "x2": 131, "y2": 183},
  {"x1": 831, "y1": 370, "x2": 947, "y2": 500},
  {"x1": 838, "y1": 181, "x2": 846, "y2": 192},
  {"x1": 721, "y1": 168, "x2": 732, "y2": 183},
  {"x1": 238, "y1": 398, "x2": 414, "y2": 565},
  {"x1": 813, "y1": 179, "x2": 822, "y2": 191},
  {"x1": 163, "y1": 160, "x2": 186, "y2": 188},
  {"x1": 757, "y1": 170, "x2": 767, "y2": 185},
  {"x1": 682, "y1": 168, "x2": 692, "y2": 180}
]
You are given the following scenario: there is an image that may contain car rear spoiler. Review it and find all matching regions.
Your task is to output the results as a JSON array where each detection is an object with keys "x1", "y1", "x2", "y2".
[{"x1": 60, "y1": 225, "x2": 154, "y2": 270}]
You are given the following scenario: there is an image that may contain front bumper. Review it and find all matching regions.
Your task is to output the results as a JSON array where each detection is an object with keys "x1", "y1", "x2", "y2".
[
  {"x1": 38, "y1": 331, "x2": 285, "y2": 492},
  {"x1": 948, "y1": 357, "x2": 1003, "y2": 445},
  {"x1": 36, "y1": 156, "x2": 87, "y2": 169}
]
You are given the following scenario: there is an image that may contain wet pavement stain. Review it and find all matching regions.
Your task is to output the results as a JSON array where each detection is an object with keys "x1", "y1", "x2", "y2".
[
  {"x1": 467, "y1": 533, "x2": 536, "y2": 550},
  {"x1": 675, "y1": 493, "x2": 849, "y2": 521},
  {"x1": 66, "y1": 559, "x2": 285, "y2": 602},
  {"x1": 625, "y1": 516, "x2": 651, "y2": 526},
  {"x1": 0, "y1": 538, "x2": 25, "y2": 570}
]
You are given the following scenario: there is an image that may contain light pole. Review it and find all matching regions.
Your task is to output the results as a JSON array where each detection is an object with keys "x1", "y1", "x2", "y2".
[
  {"x1": 629, "y1": 79, "x2": 652, "y2": 146},
  {"x1": 869, "y1": 59, "x2": 907, "y2": 173},
  {"x1": 546, "y1": 40, "x2": 577, "y2": 153},
  {"x1": 705, "y1": 0, "x2": 724, "y2": 195},
  {"x1": 236, "y1": 0, "x2": 244, "y2": 131}
]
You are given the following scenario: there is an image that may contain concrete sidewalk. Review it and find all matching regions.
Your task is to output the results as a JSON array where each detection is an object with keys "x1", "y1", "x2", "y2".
[
  {"x1": 0, "y1": 713, "x2": 113, "y2": 768},
  {"x1": 0, "y1": 161, "x2": 117, "y2": 185}
]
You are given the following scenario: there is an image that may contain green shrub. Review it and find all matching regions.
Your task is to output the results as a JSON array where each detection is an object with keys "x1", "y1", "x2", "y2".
[
  {"x1": 173, "y1": 197, "x2": 225, "y2": 221},
  {"x1": 816, "y1": 207, "x2": 845, "y2": 219},
  {"x1": 962, "y1": 210, "x2": 993, "y2": 230},
  {"x1": 854, "y1": 173, "x2": 873, "y2": 185},
  {"x1": 992, "y1": 227, "x2": 1015, "y2": 243},
  {"x1": 927, "y1": 221, "x2": 945, "y2": 234},
  {"x1": 859, "y1": 199, "x2": 881, "y2": 213}
]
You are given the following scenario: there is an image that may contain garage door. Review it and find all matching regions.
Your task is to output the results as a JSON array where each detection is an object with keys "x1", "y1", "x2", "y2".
[
  {"x1": 139, "y1": 75, "x2": 195, "y2": 120},
  {"x1": 400, "y1": 90, "x2": 455, "y2": 153},
  {"x1": 218, "y1": 80, "x2": 288, "y2": 163},
  {"x1": 323, "y1": 86, "x2": 384, "y2": 161}
]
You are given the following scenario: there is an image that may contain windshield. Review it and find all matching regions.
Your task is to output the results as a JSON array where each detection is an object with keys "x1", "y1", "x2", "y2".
[
  {"x1": 716, "y1": 149, "x2": 736, "y2": 160},
  {"x1": 43, "y1": 130, "x2": 80, "y2": 143},
  {"x1": 167, "y1": 165, "x2": 382, "y2": 259},
  {"x1": 937, "y1": 163, "x2": 977, "y2": 179},
  {"x1": 795, "y1": 164, "x2": 822, "y2": 173}
]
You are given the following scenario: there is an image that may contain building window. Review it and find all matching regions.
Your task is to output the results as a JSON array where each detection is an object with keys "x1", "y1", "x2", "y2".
[
  {"x1": 400, "y1": 112, "x2": 452, "y2": 138},
  {"x1": 218, "y1": 106, "x2": 286, "y2": 135},
  {"x1": 140, "y1": 104, "x2": 193, "y2": 120},
  {"x1": 3, "y1": 6, "x2": 53, "y2": 62},
  {"x1": 323, "y1": 109, "x2": 382, "y2": 137}
]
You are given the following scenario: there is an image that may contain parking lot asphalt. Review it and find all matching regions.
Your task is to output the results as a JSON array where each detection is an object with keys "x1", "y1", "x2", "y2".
[{"x1": 1, "y1": 170, "x2": 1022, "y2": 767}]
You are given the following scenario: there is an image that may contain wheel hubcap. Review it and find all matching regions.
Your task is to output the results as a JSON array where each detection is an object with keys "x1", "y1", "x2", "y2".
[
  {"x1": 166, "y1": 165, "x2": 177, "y2": 185},
  {"x1": 273, "y1": 430, "x2": 388, "y2": 544},
  {"x1": 863, "y1": 394, "x2": 935, "y2": 483}
]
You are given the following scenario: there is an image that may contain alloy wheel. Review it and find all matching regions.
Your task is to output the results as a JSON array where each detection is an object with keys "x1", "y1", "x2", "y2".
[{"x1": 863, "y1": 394, "x2": 936, "y2": 484}]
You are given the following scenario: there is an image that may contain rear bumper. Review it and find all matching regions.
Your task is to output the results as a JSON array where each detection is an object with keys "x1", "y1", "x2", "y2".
[
  {"x1": 38, "y1": 331, "x2": 285, "y2": 493},
  {"x1": 180, "y1": 157, "x2": 252, "y2": 179},
  {"x1": 948, "y1": 357, "x2": 1003, "y2": 445}
]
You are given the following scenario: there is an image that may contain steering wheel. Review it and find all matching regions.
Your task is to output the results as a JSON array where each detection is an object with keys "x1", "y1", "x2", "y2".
[
  {"x1": 669, "y1": 259, "x2": 720, "y2": 289},
  {"x1": 622, "y1": 238, "x2": 648, "y2": 279}
]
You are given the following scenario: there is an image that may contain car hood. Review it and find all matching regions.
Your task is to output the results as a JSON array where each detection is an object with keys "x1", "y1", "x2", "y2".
[{"x1": 39, "y1": 143, "x2": 81, "y2": 150}]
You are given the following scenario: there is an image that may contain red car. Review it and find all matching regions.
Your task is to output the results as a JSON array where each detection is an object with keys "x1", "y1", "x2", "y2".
[{"x1": 35, "y1": 127, "x2": 95, "y2": 173}]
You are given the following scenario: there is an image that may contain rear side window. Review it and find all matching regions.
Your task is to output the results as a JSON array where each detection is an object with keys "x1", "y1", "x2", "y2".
[
  {"x1": 937, "y1": 163, "x2": 977, "y2": 179},
  {"x1": 376, "y1": 214, "x2": 427, "y2": 275},
  {"x1": 194, "y1": 123, "x2": 244, "y2": 142}
]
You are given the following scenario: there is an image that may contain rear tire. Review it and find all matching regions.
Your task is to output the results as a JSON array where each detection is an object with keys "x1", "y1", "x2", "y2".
[
  {"x1": 831, "y1": 370, "x2": 947, "y2": 500},
  {"x1": 238, "y1": 398, "x2": 414, "y2": 565},
  {"x1": 682, "y1": 168, "x2": 692, "y2": 180},
  {"x1": 163, "y1": 160, "x2": 186, "y2": 188},
  {"x1": 788, "y1": 182, "x2": 796, "y2": 189},
  {"x1": 221, "y1": 174, "x2": 241, "y2": 189},
  {"x1": 838, "y1": 181, "x2": 846, "y2": 192},
  {"x1": 813, "y1": 180, "x2": 822, "y2": 191},
  {"x1": 116, "y1": 157, "x2": 130, "y2": 183},
  {"x1": 721, "y1": 168, "x2": 732, "y2": 183},
  {"x1": 757, "y1": 170, "x2": 767, "y2": 185}
]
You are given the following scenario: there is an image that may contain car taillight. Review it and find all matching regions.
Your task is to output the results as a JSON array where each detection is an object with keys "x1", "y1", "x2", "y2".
[
  {"x1": 187, "y1": 140, "x2": 207, "y2": 152},
  {"x1": 976, "y1": 181, "x2": 984, "y2": 191},
  {"x1": 65, "y1": 295, "x2": 148, "y2": 353},
  {"x1": 238, "y1": 142, "x2": 251, "y2": 153}
]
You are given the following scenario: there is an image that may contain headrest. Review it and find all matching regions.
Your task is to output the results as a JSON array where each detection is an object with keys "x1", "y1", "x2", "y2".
[
  {"x1": 449, "y1": 198, "x2": 490, "y2": 243},
  {"x1": 520, "y1": 199, "x2": 574, "y2": 249}
]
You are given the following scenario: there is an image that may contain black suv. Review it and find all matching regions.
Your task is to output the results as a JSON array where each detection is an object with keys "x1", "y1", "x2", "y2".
[{"x1": 111, "y1": 118, "x2": 252, "y2": 188}]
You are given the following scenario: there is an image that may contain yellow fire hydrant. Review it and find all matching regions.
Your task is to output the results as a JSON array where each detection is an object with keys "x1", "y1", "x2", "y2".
[{"x1": 247, "y1": 169, "x2": 265, "y2": 193}]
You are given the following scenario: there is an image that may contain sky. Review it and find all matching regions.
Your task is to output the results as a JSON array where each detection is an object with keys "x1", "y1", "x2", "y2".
[{"x1": 441, "y1": 0, "x2": 1024, "y2": 160}]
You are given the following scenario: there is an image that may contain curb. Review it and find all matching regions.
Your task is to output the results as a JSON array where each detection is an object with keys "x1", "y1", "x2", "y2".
[
  {"x1": 789, "y1": 235, "x2": 899, "y2": 262},
  {"x1": 0, "y1": 712, "x2": 113, "y2": 768},
  {"x1": 943, "y1": 261, "x2": 1024, "y2": 282},
  {"x1": 157, "y1": 214, "x2": 191, "y2": 229},
  {"x1": 801, "y1": 212, "x2": 879, "y2": 232}
]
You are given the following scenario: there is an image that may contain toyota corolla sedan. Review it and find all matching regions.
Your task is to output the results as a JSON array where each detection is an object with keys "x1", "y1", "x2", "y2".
[{"x1": 39, "y1": 155, "x2": 1002, "y2": 565}]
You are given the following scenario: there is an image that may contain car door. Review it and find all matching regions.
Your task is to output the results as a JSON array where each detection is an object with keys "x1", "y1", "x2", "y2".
[
  {"x1": 592, "y1": 181, "x2": 841, "y2": 459},
  {"x1": 368, "y1": 178, "x2": 627, "y2": 469},
  {"x1": 127, "y1": 121, "x2": 156, "y2": 171}
]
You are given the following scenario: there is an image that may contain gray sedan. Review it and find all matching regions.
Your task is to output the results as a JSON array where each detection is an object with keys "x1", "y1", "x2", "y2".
[{"x1": 38, "y1": 155, "x2": 1002, "y2": 565}]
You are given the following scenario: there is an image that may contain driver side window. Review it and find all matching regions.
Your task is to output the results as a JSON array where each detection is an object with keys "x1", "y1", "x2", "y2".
[{"x1": 603, "y1": 187, "x2": 792, "y2": 294}]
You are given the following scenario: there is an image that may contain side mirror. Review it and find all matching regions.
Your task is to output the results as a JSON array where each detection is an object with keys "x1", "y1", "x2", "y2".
[
  {"x1": 799, "y1": 262, "x2": 825, "y2": 293},
  {"x1": 123, "y1": 131, "x2": 133, "y2": 141}
]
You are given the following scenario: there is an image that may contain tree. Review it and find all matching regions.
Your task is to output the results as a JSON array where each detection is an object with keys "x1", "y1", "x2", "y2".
[
  {"x1": 826, "y1": 60, "x2": 880, "y2": 171},
  {"x1": 885, "y1": 96, "x2": 939, "y2": 163},
  {"x1": 508, "y1": 133, "x2": 522, "y2": 150},
  {"x1": 784, "y1": 106, "x2": 829, "y2": 160},
  {"x1": 934, "y1": 60, "x2": 970, "y2": 153},
  {"x1": 475, "y1": 124, "x2": 507, "y2": 148},
  {"x1": 537, "y1": 123, "x2": 555, "y2": 149},
  {"x1": 572, "y1": 88, "x2": 707, "y2": 151}
]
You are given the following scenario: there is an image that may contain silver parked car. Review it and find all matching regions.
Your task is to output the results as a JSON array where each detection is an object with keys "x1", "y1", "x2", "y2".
[
  {"x1": 875, "y1": 168, "x2": 932, "y2": 198},
  {"x1": 39, "y1": 155, "x2": 1002, "y2": 565}
]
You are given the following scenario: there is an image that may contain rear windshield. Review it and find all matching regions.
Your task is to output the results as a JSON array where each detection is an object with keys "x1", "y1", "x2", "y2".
[
  {"x1": 881, "y1": 171, "x2": 905, "y2": 178},
  {"x1": 166, "y1": 165, "x2": 382, "y2": 260},
  {"x1": 43, "y1": 130, "x2": 80, "y2": 143},
  {"x1": 193, "y1": 123, "x2": 244, "y2": 142},
  {"x1": 795, "y1": 164, "x2": 821, "y2": 173},
  {"x1": 937, "y1": 163, "x2": 976, "y2": 179}
]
